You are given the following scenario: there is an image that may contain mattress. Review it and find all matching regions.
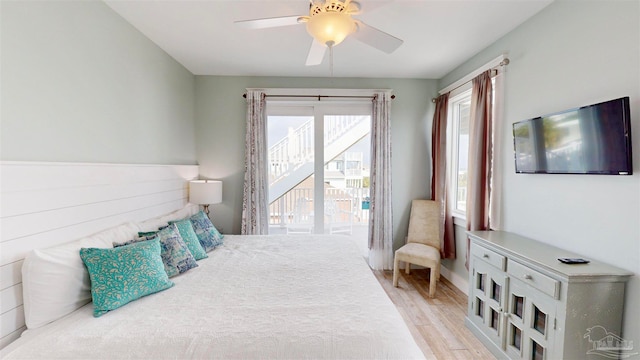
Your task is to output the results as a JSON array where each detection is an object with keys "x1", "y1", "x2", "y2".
[{"x1": 2, "y1": 235, "x2": 425, "y2": 359}]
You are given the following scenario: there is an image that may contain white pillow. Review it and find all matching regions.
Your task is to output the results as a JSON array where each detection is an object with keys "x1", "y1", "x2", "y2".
[
  {"x1": 137, "y1": 217, "x2": 167, "y2": 233},
  {"x1": 159, "y1": 204, "x2": 199, "y2": 224},
  {"x1": 138, "y1": 204, "x2": 199, "y2": 232},
  {"x1": 22, "y1": 222, "x2": 139, "y2": 330}
]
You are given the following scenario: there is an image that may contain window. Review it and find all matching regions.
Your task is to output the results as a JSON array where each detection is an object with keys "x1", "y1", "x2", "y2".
[
  {"x1": 449, "y1": 88, "x2": 472, "y2": 217},
  {"x1": 447, "y1": 76, "x2": 497, "y2": 220}
]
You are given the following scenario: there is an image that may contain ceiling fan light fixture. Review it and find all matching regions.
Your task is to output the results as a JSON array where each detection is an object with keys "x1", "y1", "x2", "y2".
[
  {"x1": 305, "y1": 11, "x2": 355, "y2": 47},
  {"x1": 235, "y1": 0, "x2": 402, "y2": 67}
]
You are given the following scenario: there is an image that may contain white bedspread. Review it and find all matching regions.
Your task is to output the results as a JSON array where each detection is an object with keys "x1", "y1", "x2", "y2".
[{"x1": 2, "y1": 235, "x2": 425, "y2": 359}]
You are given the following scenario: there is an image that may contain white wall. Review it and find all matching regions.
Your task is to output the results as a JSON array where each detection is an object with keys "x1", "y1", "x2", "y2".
[
  {"x1": 194, "y1": 76, "x2": 437, "y2": 250},
  {"x1": 1, "y1": 1, "x2": 197, "y2": 164},
  {"x1": 440, "y1": 0, "x2": 639, "y2": 345}
]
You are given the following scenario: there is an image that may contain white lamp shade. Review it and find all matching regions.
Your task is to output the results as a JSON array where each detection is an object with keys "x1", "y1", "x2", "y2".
[{"x1": 189, "y1": 180, "x2": 222, "y2": 205}]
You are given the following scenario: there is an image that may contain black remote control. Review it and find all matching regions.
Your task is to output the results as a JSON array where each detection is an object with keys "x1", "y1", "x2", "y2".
[{"x1": 558, "y1": 258, "x2": 590, "y2": 264}]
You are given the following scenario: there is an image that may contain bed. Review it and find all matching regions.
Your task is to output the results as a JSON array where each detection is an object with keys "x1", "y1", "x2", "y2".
[
  {"x1": 0, "y1": 162, "x2": 424, "y2": 359},
  {"x1": 2, "y1": 232, "x2": 424, "y2": 359}
]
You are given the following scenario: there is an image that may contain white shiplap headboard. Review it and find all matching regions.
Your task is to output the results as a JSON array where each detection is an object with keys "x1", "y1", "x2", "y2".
[{"x1": 0, "y1": 161, "x2": 199, "y2": 348}]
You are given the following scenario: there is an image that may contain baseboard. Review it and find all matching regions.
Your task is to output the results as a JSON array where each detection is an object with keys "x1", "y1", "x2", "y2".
[{"x1": 439, "y1": 265, "x2": 468, "y2": 296}]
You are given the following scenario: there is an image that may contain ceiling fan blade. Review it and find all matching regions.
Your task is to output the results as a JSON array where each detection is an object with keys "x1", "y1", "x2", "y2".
[
  {"x1": 235, "y1": 15, "x2": 302, "y2": 30},
  {"x1": 352, "y1": 20, "x2": 403, "y2": 54},
  {"x1": 355, "y1": 0, "x2": 394, "y2": 14},
  {"x1": 305, "y1": 40, "x2": 327, "y2": 66}
]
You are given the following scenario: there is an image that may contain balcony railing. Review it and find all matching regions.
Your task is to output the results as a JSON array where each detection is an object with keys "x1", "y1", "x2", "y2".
[{"x1": 269, "y1": 187, "x2": 370, "y2": 229}]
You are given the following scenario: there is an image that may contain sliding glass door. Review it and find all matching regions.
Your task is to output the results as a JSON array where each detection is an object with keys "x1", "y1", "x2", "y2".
[
  {"x1": 267, "y1": 103, "x2": 371, "y2": 246},
  {"x1": 267, "y1": 107, "x2": 316, "y2": 234}
]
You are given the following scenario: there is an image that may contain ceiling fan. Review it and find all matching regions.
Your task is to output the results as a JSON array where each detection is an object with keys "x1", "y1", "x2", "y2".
[{"x1": 235, "y1": 0, "x2": 403, "y2": 66}]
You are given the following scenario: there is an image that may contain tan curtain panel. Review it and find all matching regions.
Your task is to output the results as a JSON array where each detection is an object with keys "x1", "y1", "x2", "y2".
[{"x1": 431, "y1": 93, "x2": 456, "y2": 259}]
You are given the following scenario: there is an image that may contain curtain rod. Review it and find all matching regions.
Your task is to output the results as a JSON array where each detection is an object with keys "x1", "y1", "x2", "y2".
[
  {"x1": 431, "y1": 58, "x2": 510, "y2": 103},
  {"x1": 242, "y1": 94, "x2": 395, "y2": 100}
]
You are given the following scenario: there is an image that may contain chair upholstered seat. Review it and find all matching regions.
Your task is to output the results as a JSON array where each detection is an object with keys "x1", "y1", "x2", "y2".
[
  {"x1": 395, "y1": 243, "x2": 440, "y2": 265},
  {"x1": 393, "y1": 199, "x2": 441, "y2": 298}
]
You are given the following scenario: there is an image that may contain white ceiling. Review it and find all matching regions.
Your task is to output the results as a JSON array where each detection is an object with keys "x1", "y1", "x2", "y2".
[{"x1": 104, "y1": 0, "x2": 553, "y2": 79}]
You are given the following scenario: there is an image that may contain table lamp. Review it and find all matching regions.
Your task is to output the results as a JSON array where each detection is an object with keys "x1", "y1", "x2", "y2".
[{"x1": 189, "y1": 180, "x2": 222, "y2": 218}]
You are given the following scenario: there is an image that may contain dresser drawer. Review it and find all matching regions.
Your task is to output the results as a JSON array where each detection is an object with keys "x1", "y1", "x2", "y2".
[
  {"x1": 471, "y1": 243, "x2": 506, "y2": 271},
  {"x1": 507, "y1": 260, "x2": 560, "y2": 299}
]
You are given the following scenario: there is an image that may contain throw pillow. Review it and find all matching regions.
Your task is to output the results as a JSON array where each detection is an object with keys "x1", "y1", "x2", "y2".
[
  {"x1": 138, "y1": 231, "x2": 159, "y2": 238},
  {"x1": 112, "y1": 234, "x2": 158, "y2": 248},
  {"x1": 79, "y1": 239, "x2": 174, "y2": 317},
  {"x1": 168, "y1": 219, "x2": 208, "y2": 260},
  {"x1": 189, "y1": 211, "x2": 224, "y2": 252},
  {"x1": 114, "y1": 224, "x2": 198, "y2": 277}
]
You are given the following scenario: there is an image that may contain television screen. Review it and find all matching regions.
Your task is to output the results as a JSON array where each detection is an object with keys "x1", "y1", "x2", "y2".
[{"x1": 513, "y1": 97, "x2": 632, "y2": 175}]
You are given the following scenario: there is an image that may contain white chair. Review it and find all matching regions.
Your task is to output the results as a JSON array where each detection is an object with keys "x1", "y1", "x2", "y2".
[
  {"x1": 286, "y1": 197, "x2": 313, "y2": 234},
  {"x1": 393, "y1": 199, "x2": 441, "y2": 298},
  {"x1": 324, "y1": 198, "x2": 353, "y2": 235}
]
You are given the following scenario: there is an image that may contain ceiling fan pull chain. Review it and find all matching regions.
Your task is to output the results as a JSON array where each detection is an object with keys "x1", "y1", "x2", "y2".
[{"x1": 329, "y1": 42, "x2": 334, "y2": 77}]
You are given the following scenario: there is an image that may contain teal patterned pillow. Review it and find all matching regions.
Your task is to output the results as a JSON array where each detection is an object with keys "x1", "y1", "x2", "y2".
[
  {"x1": 189, "y1": 211, "x2": 224, "y2": 252},
  {"x1": 114, "y1": 224, "x2": 198, "y2": 278},
  {"x1": 168, "y1": 219, "x2": 208, "y2": 260},
  {"x1": 79, "y1": 239, "x2": 174, "y2": 317},
  {"x1": 152, "y1": 224, "x2": 198, "y2": 277}
]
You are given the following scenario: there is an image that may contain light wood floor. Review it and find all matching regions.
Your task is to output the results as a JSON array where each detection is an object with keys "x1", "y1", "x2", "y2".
[{"x1": 373, "y1": 269, "x2": 496, "y2": 360}]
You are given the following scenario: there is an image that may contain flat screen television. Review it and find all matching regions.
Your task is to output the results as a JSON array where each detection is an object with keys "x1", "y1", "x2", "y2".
[{"x1": 513, "y1": 97, "x2": 632, "y2": 175}]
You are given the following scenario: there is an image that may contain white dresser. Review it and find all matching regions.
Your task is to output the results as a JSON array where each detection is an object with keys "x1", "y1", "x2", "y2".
[{"x1": 465, "y1": 230, "x2": 632, "y2": 360}]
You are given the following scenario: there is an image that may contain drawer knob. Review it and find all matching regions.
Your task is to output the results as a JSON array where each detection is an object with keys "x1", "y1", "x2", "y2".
[
  {"x1": 483, "y1": 254, "x2": 489, "y2": 259},
  {"x1": 523, "y1": 274, "x2": 533, "y2": 280}
]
